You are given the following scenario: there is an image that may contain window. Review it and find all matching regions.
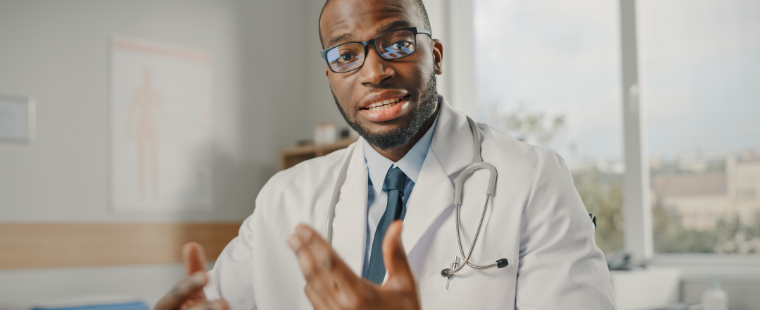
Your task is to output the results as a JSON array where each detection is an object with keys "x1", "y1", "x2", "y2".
[
  {"x1": 473, "y1": 0, "x2": 624, "y2": 253},
  {"x1": 638, "y1": 0, "x2": 760, "y2": 254},
  {"x1": 473, "y1": 0, "x2": 760, "y2": 258}
]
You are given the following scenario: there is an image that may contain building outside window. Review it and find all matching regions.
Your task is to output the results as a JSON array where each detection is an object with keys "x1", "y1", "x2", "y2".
[{"x1": 639, "y1": 0, "x2": 760, "y2": 254}]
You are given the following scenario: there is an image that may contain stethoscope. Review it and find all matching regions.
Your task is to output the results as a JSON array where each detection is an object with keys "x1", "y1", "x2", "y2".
[{"x1": 324, "y1": 116, "x2": 509, "y2": 283}]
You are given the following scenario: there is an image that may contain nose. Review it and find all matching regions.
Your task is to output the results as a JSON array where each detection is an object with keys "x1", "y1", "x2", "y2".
[{"x1": 359, "y1": 45, "x2": 395, "y2": 86}]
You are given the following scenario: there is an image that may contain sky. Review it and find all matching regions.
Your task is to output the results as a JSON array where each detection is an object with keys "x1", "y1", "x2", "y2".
[{"x1": 474, "y1": 0, "x2": 760, "y2": 164}]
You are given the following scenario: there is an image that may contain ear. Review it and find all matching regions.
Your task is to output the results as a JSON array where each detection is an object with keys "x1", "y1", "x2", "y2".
[{"x1": 432, "y1": 39, "x2": 443, "y2": 75}]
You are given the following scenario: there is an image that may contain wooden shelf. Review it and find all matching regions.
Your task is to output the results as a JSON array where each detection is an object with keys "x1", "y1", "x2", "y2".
[
  {"x1": 0, "y1": 222, "x2": 241, "y2": 269},
  {"x1": 279, "y1": 138, "x2": 357, "y2": 170}
]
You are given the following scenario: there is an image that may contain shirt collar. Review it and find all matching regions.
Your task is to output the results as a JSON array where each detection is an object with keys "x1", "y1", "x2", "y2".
[{"x1": 363, "y1": 111, "x2": 440, "y2": 195}]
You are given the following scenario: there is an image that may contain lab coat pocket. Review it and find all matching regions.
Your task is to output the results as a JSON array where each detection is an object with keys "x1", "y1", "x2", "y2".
[{"x1": 430, "y1": 256, "x2": 519, "y2": 310}]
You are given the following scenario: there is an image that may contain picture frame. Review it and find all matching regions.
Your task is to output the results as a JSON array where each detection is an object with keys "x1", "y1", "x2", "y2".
[{"x1": 0, "y1": 94, "x2": 36, "y2": 144}]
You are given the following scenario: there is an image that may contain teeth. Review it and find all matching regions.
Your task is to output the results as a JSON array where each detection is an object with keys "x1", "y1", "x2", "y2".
[{"x1": 366, "y1": 97, "x2": 401, "y2": 110}]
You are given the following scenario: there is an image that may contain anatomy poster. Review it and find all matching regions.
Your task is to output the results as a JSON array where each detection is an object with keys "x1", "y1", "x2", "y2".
[{"x1": 111, "y1": 37, "x2": 213, "y2": 211}]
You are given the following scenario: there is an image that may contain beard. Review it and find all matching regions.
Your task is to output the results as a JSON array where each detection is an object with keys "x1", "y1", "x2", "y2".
[{"x1": 333, "y1": 73, "x2": 438, "y2": 150}]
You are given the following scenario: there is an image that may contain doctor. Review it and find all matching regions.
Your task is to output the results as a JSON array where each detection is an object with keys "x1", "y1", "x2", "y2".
[{"x1": 155, "y1": 0, "x2": 616, "y2": 309}]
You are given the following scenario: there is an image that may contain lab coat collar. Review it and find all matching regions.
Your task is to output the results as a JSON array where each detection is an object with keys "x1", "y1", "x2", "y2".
[
  {"x1": 362, "y1": 141, "x2": 393, "y2": 197},
  {"x1": 400, "y1": 96, "x2": 475, "y2": 257},
  {"x1": 362, "y1": 112, "x2": 439, "y2": 195},
  {"x1": 330, "y1": 142, "x2": 369, "y2": 276},
  {"x1": 430, "y1": 96, "x2": 476, "y2": 178}
]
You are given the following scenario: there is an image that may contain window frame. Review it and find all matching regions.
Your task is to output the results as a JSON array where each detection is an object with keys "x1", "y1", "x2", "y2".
[{"x1": 440, "y1": 0, "x2": 760, "y2": 267}]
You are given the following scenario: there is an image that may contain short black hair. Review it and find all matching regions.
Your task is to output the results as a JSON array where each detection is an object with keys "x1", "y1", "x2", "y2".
[{"x1": 319, "y1": 0, "x2": 433, "y2": 49}]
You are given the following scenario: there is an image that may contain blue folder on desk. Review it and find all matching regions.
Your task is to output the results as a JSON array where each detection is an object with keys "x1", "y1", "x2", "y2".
[{"x1": 32, "y1": 301, "x2": 149, "y2": 310}]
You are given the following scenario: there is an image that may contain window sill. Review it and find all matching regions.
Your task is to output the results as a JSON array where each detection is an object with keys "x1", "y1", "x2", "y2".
[{"x1": 649, "y1": 254, "x2": 760, "y2": 281}]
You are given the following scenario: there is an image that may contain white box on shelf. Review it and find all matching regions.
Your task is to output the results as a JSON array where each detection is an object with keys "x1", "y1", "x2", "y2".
[{"x1": 610, "y1": 267, "x2": 680, "y2": 310}]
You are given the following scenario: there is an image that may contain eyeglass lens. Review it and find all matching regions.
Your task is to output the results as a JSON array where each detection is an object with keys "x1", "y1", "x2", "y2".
[{"x1": 325, "y1": 29, "x2": 417, "y2": 72}]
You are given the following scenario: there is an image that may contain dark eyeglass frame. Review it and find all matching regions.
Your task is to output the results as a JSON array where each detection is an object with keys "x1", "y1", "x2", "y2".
[{"x1": 320, "y1": 27, "x2": 432, "y2": 73}]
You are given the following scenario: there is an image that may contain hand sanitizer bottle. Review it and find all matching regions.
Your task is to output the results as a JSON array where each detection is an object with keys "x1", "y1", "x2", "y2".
[{"x1": 701, "y1": 276, "x2": 728, "y2": 310}]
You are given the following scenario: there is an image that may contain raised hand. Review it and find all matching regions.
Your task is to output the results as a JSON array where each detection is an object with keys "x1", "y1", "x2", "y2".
[
  {"x1": 287, "y1": 221, "x2": 421, "y2": 310},
  {"x1": 155, "y1": 243, "x2": 229, "y2": 310}
]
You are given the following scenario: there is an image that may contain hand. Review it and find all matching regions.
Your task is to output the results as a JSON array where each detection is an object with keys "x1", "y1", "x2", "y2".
[
  {"x1": 287, "y1": 221, "x2": 421, "y2": 310},
  {"x1": 155, "y1": 243, "x2": 229, "y2": 310}
]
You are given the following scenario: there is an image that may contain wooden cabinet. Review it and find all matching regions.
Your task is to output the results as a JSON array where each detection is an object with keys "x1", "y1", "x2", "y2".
[{"x1": 279, "y1": 138, "x2": 357, "y2": 170}]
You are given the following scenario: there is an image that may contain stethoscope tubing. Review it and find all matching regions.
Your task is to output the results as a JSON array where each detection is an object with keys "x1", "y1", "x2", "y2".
[
  {"x1": 445, "y1": 117, "x2": 501, "y2": 276},
  {"x1": 451, "y1": 195, "x2": 498, "y2": 274}
]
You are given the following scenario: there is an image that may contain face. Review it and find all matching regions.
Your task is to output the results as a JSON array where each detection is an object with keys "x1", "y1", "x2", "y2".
[{"x1": 320, "y1": 0, "x2": 443, "y2": 150}]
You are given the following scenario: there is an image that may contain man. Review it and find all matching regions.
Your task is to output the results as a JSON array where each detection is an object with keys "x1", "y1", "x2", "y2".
[{"x1": 155, "y1": 0, "x2": 616, "y2": 309}]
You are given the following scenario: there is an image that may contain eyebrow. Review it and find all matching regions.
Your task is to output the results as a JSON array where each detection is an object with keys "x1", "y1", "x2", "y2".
[
  {"x1": 326, "y1": 33, "x2": 356, "y2": 48},
  {"x1": 325, "y1": 20, "x2": 413, "y2": 48},
  {"x1": 376, "y1": 20, "x2": 412, "y2": 36}
]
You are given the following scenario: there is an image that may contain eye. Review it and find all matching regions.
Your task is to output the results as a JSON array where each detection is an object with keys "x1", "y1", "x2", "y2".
[
  {"x1": 390, "y1": 40, "x2": 412, "y2": 50},
  {"x1": 340, "y1": 53, "x2": 353, "y2": 61}
]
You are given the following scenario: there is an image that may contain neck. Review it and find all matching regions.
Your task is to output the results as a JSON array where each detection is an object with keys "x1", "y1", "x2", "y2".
[{"x1": 371, "y1": 106, "x2": 438, "y2": 162}]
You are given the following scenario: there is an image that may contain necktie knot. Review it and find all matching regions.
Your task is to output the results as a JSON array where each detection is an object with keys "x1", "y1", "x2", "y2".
[{"x1": 385, "y1": 167, "x2": 407, "y2": 193}]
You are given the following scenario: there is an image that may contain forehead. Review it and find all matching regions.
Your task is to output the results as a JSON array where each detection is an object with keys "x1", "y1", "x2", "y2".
[{"x1": 320, "y1": 0, "x2": 422, "y2": 47}]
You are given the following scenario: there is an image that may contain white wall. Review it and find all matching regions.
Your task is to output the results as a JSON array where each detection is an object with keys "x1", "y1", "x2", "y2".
[
  {"x1": 0, "y1": 0, "x2": 312, "y2": 304},
  {"x1": 304, "y1": 0, "x2": 350, "y2": 133},
  {"x1": 236, "y1": 0, "x2": 313, "y2": 165},
  {"x1": 0, "y1": 0, "x2": 312, "y2": 223},
  {"x1": 421, "y1": 0, "x2": 452, "y2": 100}
]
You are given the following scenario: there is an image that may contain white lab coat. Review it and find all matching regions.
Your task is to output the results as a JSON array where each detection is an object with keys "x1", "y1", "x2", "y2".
[{"x1": 205, "y1": 97, "x2": 616, "y2": 310}]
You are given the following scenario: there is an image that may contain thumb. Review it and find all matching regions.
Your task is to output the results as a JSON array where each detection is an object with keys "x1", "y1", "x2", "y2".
[
  {"x1": 182, "y1": 242, "x2": 208, "y2": 276},
  {"x1": 381, "y1": 220, "x2": 415, "y2": 290}
]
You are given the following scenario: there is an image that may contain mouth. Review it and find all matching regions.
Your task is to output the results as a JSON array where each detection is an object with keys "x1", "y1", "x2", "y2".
[
  {"x1": 359, "y1": 93, "x2": 411, "y2": 123},
  {"x1": 362, "y1": 96, "x2": 405, "y2": 111}
]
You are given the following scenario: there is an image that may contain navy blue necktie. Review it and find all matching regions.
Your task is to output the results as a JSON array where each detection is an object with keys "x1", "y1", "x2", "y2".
[{"x1": 366, "y1": 167, "x2": 407, "y2": 284}]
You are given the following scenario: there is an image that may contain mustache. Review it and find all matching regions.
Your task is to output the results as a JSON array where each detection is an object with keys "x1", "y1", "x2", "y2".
[
  {"x1": 331, "y1": 73, "x2": 438, "y2": 150},
  {"x1": 330, "y1": 87, "x2": 413, "y2": 100}
]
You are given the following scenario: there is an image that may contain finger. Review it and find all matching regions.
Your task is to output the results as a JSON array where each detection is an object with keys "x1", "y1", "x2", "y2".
[
  {"x1": 288, "y1": 224, "x2": 360, "y2": 306},
  {"x1": 155, "y1": 272, "x2": 208, "y2": 310},
  {"x1": 184, "y1": 299, "x2": 229, "y2": 310},
  {"x1": 381, "y1": 220, "x2": 415, "y2": 290},
  {"x1": 301, "y1": 224, "x2": 358, "y2": 284},
  {"x1": 288, "y1": 224, "x2": 358, "y2": 285},
  {"x1": 287, "y1": 228, "x2": 340, "y2": 304},
  {"x1": 304, "y1": 282, "x2": 338, "y2": 310},
  {"x1": 286, "y1": 229, "x2": 335, "y2": 310},
  {"x1": 287, "y1": 229, "x2": 321, "y2": 282},
  {"x1": 183, "y1": 242, "x2": 208, "y2": 276}
]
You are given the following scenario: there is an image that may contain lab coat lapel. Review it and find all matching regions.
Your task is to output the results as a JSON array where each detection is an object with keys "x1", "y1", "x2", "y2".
[
  {"x1": 401, "y1": 150, "x2": 452, "y2": 255},
  {"x1": 330, "y1": 142, "x2": 368, "y2": 276},
  {"x1": 402, "y1": 98, "x2": 474, "y2": 255}
]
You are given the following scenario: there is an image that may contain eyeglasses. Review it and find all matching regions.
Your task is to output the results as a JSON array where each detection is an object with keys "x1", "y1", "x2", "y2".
[{"x1": 320, "y1": 27, "x2": 432, "y2": 73}]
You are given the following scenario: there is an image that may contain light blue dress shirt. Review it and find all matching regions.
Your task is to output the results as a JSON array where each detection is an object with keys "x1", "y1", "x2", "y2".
[{"x1": 361, "y1": 114, "x2": 439, "y2": 278}]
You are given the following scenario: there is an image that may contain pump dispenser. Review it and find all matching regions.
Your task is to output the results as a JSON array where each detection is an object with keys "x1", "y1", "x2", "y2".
[{"x1": 701, "y1": 276, "x2": 728, "y2": 310}]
